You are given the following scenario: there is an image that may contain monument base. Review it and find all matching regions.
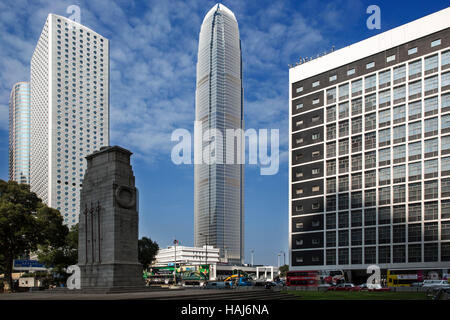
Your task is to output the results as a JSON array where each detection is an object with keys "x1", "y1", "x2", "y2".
[{"x1": 80, "y1": 263, "x2": 144, "y2": 289}]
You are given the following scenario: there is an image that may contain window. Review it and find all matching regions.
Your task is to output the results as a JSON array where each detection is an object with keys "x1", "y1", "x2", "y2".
[
  {"x1": 409, "y1": 182, "x2": 422, "y2": 201},
  {"x1": 393, "y1": 125, "x2": 406, "y2": 143},
  {"x1": 425, "y1": 76, "x2": 438, "y2": 93},
  {"x1": 442, "y1": 50, "x2": 450, "y2": 67},
  {"x1": 327, "y1": 88, "x2": 336, "y2": 104},
  {"x1": 393, "y1": 85, "x2": 406, "y2": 102},
  {"x1": 365, "y1": 74, "x2": 376, "y2": 92},
  {"x1": 379, "y1": 109, "x2": 391, "y2": 127},
  {"x1": 408, "y1": 101, "x2": 422, "y2": 119},
  {"x1": 424, "y1": 54, "x2": 438, "y2": 73},
  {"x1": 379, "y1": 128, "x2": 390, "y2": 145},
  {"x1": 379, "y1": 187, "x2": 390, "y2": 205},
  {"x1": 393, "y1": 165, "x2": 406, "y2": 183},
  {"x1": 351, "y1": 173, "x2": 362, "y2": 190},
  {"x1": 352, "y1": 117, "x2": 362, "y2": 134},
  {"x1": 313, "y1": 98, "x2": 320, "y2": 105},
  {"x1": 339, "y1": 157, "x2": 349, "y2": 173},
  {"x1": 394, "y1": 65, "x2": 406, "y2": 82},
  {"x1": 409, "y1": 162, "x2": 421, "y2": 181},
  {"x1": 379, "y1": 167, "x2": 390, "y2": 185},
  {"x1": 329, "y1": 74, "x2": 337, "y2": 82},
  {"x1": 296, "y1": 87, "x2": 303, "y2": 93},
  {"x1": 339, "y1": 139, "x2": 349, "y2": 155},
  {"x1": 408, "y1": 47, "x2": 417, "y2": 55},
  {"x1": 387, "y1": 55, "x2": 395, "y2": 63},
  {"x1": 379, "y1": 70, "x2": 391, "y2": 87},
  {"x1": 327, "y1": 160, "x2": 336, "y2": 175},
  {"x1": 408, "y1": 121, "x2": 421, "y2": 139},
  {"x1": 393, "y1": 145, "x2": 406, "y2": 163},
  {"x1": 393, "y1": 205, "x2": 406, "y2": 223},
  {"x1": 327, "y1": 142, "x2": 336, "y2": 158},
  {"x1": 339, "y1": 102, "x2": 349, "y2": 119},
  {"x1": 365, "y1": 152, "x2": 376, "y2": 169},
  {"x1": 365, "y1": 113, "x2": 376, "y2": 131},
  {"x1": 379, "y1": 148, "x2": 390, "y2": 166},
  {"x1": 409, "y1": 60, "x2": 421, "y2": 78},
  {"x1": 408, "y1": 203, "x2": 421, "y2": 222},
  {"x1": 442, "y1": 156, "x2": 450, "y2": 175},
  {"x1": 379, "y1": 90, "x2": 390, "y2": 105},
  {"x1": 409, "y1": 80, "x2": 422, "y2": 97},
  {"x1": 327, "y1": 106, "x2": 336, "y2": 122},
  {"x1": 339, "y1": 83, "x2": 349, "y2": 100},
  {"x1": 327, "y1": 178, "x2": 336, "y2": 193},
  {"x1": 312, "y1": 133, "x2": 320, "y2": 140},
  {"x1": 364, "y1": 209, "x2": 376, "y2": 226},
  {"x1": 365, "y1": 173, "x2": 376, "y2": 191},
  {"x1": 352, "y1": 80, "x2": 362, "y2": 96},
  {"x1": 312, "y1": 80, "x2": 320, "y2": 88},
  {"x1": 442, "y1": 114, "x2": 450, "y2": 131},
  {"x1": 425, "y1": 117, "x2": 438, "y2": 136},
  {"x1": 347, "y1": 68, "x2": 355, "y2": 76},
  {"x1": 393, "y1": 105, "x2": 406, "y2": 123},
  {"x1": 296, "y1": 103, "x2": 303, "y2": 110},
  {"x1": 424, "y1": 180, "x2": 438, "y2": 199},
  {"x1": 366, "y1": 62, "x2": 375, "y2": 69},
  {"x1": 339, "y1": 120, "x2": 349, "y2": 137},
  {"x1": 424, "y1": 96, "x2": 438, "y2": 115},
  {"x1": 442, "y1": 72, "x2": 450, "y2": 88},
  {"x1": 408, "y1": 225, "x2": 422, "y2": 243},
  {"x1": 424, "y1": 202, "x2": 438, "y2": 220},
  {"x1": 339, "y1": 175, "x2": 349, "y2": 192},
  {"x1": 365, "y1": 94, "x2": 376, "y2": 111},
  {"x1": 364, "y1": 189, "x2": 376, "y2": 207},
  {"x1": 431, "y1": 39, "x2": 441, "y2": 47},
  {"x1": 365, "y1": 132, "x2": 376, "y2": 149}
]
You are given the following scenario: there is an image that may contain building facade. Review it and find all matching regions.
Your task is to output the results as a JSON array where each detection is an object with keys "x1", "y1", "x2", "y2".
[
  {"x1": 9, "y1": 82, "x2": 30, "y2": 184},
  {"x1": 194, "y1": 4, "x2": 245, "y2": 265},
  {"x1": 30, "y1": 14, "x2": 109, "y2": 226},
  {"x1": 153, "y1": 245, "x2": 221, "y2": 267},
  {"x1": 289, "y1": 8, "x2": 450, "y2": 272}
]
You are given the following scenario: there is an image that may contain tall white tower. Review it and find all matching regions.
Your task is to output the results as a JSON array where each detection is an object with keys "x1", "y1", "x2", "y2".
[
  {"x1": 30, "y1": 14, "x2": 109, "y2": 227},
  {"x1": 194, "y1": 4, "x2": 244, "y2": 265},
  {"x1": 9, "y1": 82, "x2": 30, "y2": 184}
]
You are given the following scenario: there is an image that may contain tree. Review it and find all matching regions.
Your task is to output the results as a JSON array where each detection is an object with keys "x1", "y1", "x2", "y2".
[
  {"x1": 138, "y1": 237, "x2": 159, "y2": 270},
  {"x1": 279, "y1": 264, "x2": 289, "y2": 278},
  {"x1": 0, "y1": 180, "x2": 68, "y2": 291},
  {"x1": 37, "y1": 224, "x2": 78, "y2": 280}
]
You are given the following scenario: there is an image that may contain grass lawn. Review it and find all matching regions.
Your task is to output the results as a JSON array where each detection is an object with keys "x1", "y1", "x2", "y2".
[{"x1": 286, "y1": 290, "x2": 428, "y2": 300}]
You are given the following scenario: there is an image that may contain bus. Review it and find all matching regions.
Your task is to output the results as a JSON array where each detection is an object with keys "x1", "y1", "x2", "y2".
[
  {"x1": 286, "y1": 271, "x2": 319, "y2": 286},
  {"x1": 387, "y1": 270, "x2": 423, "y2": 287},
  {"x1": 387, "y1": 269, "x2": 450, "y2": 287}
]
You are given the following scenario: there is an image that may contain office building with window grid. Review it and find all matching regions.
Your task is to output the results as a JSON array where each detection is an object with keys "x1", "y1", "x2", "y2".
[
  {"x1": 289, "y1": 8, "x2": 450, "y2": 274},
  {"x1": 30, "y1": 14, "x2": 109, "y2": 227},
  {"x1": 9, "y1": 82, "x2": 30, "y2": 184}
]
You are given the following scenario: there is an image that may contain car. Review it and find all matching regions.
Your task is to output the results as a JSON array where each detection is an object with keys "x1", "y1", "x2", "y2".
[
  {"x1": 359, "y1": 283, "x2": 391, "y2": 292},
  {"x1": 328, "y1": 283, "x2": 361, "y2": 291},
  {"x1": 422, "y1": 280, "x2": 450, "y2": 288}
]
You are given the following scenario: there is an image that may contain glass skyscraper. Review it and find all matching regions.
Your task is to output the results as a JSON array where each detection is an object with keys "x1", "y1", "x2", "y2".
[
  {"x1": 9, "y1": 82, "x2": 30, "y2": 184},
  {"x1": 194, "y1": 4, "x2": 244, "y2": 265}
]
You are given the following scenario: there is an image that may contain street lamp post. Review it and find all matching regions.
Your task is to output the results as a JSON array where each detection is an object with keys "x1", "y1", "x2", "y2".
[
  {"x1": 251, "y1": 249, "x2": 254, "y2": 266},
  {"x1": 277, "y1": 253, "x2": 281, "y2": 268},
  {"x1": 173, "y1": 239, "x2": 179, "y2": 285}
]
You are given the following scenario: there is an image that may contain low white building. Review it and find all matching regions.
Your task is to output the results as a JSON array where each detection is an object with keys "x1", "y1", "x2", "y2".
[{"x1": 153, "y1": 245, "x2": 221, "y2": 267}]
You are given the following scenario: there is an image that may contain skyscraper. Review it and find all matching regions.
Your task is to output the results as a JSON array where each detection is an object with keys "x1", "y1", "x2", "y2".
[
  {"x1": 30, "y1": 14, "x2": 109, "y2": 227},
  {"x1": 194, "y1": 4, "x2": 244, "y2": 265},
  {"x1": 9, "y1": 81, "x2": 30, "y2": 184},
  {"x1": 289, "y1": 8, "x2": 450, "y2": 280}
]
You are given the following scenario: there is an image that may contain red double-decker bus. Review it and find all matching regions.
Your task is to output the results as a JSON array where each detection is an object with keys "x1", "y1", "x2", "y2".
[{"x1": 286, "y1": 271, "x2": 319, "y2": 286}]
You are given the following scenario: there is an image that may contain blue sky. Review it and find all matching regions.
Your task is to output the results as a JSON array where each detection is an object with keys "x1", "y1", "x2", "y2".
[{"x1": 0, "y1": 0, "x2": 449, "y2": 266}]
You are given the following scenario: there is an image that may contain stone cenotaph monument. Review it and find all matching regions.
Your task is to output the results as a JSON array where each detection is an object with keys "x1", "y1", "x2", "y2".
[{"x1": 78, "y1": 146, "x2": 144, "y2": 292}]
